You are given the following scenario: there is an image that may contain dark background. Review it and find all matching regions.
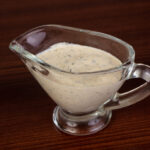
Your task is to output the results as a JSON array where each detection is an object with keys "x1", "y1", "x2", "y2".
[{"x1": 1, "y1": 0, "x2": 150, "y2": 149}]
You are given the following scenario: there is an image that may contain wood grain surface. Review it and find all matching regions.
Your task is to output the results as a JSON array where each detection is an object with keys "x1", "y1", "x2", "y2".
[{"x1": 1, "y1": 0, "x2": 150, "y2": 149}]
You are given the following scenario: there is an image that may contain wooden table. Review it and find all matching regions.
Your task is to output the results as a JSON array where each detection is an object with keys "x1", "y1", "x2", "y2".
[{"x1": 1, "y1": 0, "x2": 150, "y2": 149}]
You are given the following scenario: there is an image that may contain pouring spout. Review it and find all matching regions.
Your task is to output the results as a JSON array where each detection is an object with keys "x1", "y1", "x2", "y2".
[
  {"x1": 9, "y1": 40, "x2": 44, "y2": 65},
  {"x1": 9, "y1": 36, "x2": 51, "y2": 78},
  {"x1": 9, "y1": 40, "x2": 34, "y2": 61},
  {"x1": 9, "y1": 40, "x2": 21, "y2": 54}
]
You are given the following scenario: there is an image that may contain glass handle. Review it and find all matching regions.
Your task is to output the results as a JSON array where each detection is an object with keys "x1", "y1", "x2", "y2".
[{"x1": 103, "y1": 64, "x2": 150, "y2": 111}]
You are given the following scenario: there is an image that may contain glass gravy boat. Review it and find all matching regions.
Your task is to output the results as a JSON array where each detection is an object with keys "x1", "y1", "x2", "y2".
[{"x1": 9, "y1": 25, "x2": 150, "y2": 136}]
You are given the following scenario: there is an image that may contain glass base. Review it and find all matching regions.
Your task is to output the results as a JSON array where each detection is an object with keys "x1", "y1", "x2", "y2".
[{"x1": 53, "y1": 106, "x2": 112, "y2": 136}]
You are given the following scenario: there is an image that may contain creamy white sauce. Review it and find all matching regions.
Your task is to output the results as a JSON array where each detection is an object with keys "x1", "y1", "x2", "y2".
[
  {"x1": 29, "y1": 43, "x2": 123, "y2": 114},
  {"x1": 38, "y1": 42, "x2": 122, "y2": 73}
]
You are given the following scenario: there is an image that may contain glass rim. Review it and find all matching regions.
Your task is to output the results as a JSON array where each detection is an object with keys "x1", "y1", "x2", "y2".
[{"x1": 9, "y1": 24, "x2": 135, "y2": 75}]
